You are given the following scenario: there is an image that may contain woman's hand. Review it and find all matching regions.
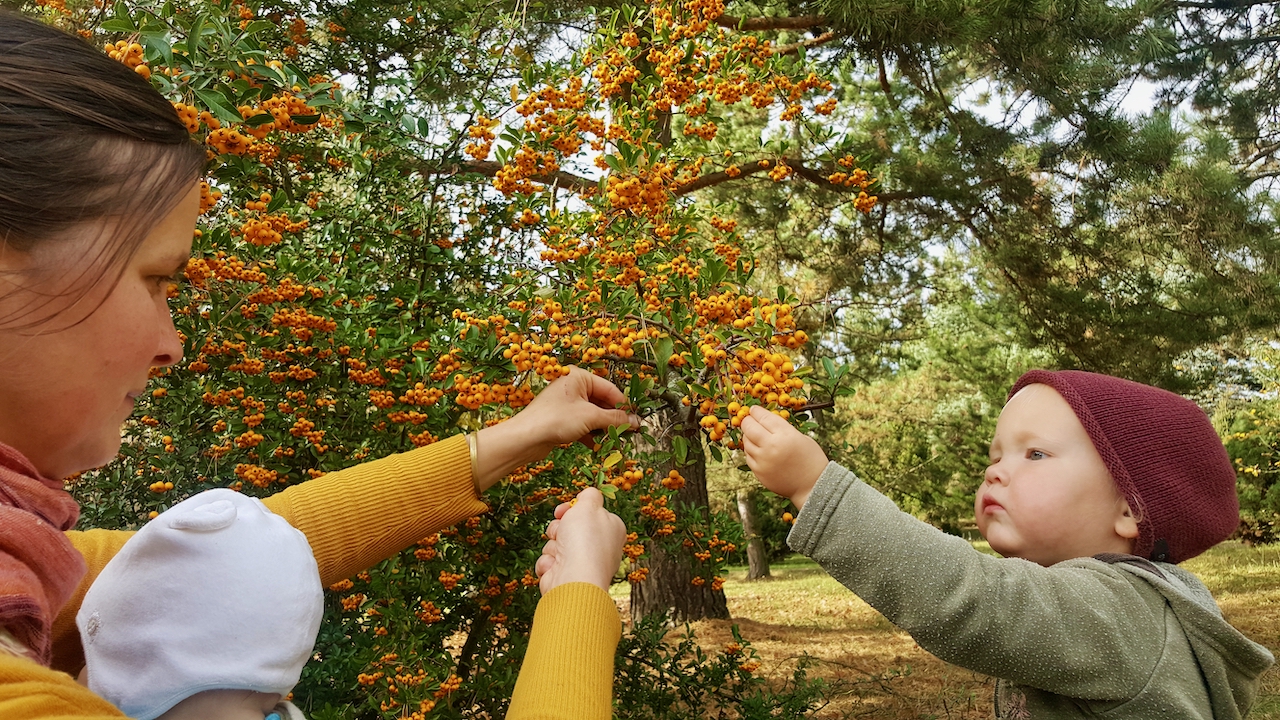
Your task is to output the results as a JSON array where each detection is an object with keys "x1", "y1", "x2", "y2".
[
  {"x1": 535, "y1": 487, "x2": 626, "y2": 594},
  {"x1": 740, "y1": 405, "x2": 828, "y2": 510},
  {"x1": 474, "y1": 367, "x2": 638, "y2": 491}
]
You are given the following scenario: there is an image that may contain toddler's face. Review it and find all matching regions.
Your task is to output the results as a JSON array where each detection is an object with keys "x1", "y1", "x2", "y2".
[
  {"x1": 976, "y1": 383, "x2": 1138, "y2": 566},
  {"x1": 157, "y1": 689, "x2": 283, "y2": 720}
]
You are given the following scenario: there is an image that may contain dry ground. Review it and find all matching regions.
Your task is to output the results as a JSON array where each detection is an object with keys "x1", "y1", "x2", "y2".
[{"x1": 612, "y1": 541, "x2": 1280, "y2": 719}]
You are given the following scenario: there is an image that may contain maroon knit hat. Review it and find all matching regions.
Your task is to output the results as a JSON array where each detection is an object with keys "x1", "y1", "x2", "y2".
[{"x1": 1007, "y1": 370, "x2": 1238, "y2": 563}]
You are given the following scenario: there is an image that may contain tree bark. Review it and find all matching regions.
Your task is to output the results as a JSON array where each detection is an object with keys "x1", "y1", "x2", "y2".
[
  {"x1": 630, "y1": 412, "x2": 730, "y2": 623},
  {"x1": 736, "y1": 486, "x2": 771, "y2": 580}
]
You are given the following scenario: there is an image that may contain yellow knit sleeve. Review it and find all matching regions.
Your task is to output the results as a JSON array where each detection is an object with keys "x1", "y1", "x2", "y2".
[
  {"x1": 0, "y1": 650, "x2": 126, "y2": 719},
  {"x1": 52, "y1": 434, "x2": 484, "y2": 674},
  {"x1": 260, "y1": 433, "x2": 487, "y2": 586},
  {"x1": 51, "y1": 530, "x2": 133, "y2": 676},
  {"x1": 508, "y1": 583, "x2": 621, "y2": 720}
]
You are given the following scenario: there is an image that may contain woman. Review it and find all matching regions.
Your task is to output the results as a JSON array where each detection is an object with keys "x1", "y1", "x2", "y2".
[{"x1": 0, "y1": 12, "x2": 623, "y2": 719}]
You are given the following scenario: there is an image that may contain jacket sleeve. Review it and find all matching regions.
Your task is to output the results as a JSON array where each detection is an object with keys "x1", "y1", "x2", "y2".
[
  {"x1": 507, "y1": 583, "x2": 621, "y2": 720},
  {"x1": 52, "y1": 434, "x2": 487, "y2": 676},
  {"x1": 787, "y1": 462, "x2": 1164, "y2": 700}
]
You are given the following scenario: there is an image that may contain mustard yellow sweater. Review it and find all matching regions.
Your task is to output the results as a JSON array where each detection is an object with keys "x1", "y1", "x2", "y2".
[{"x1": 0, "y1": 434, "x2": 620, "y2": 719}]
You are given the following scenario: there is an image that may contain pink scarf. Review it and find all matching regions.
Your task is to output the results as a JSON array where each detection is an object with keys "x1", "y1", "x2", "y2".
[{"x1": 0, "y1": 443, "x2": 85, "y2": 665}]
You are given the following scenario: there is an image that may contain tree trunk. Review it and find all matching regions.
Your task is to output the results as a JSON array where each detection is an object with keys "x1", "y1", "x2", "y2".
[
  {"x1": 630, "y1": 413, "x2": 730, "y2": 623},
  {"x1": 737, "y1": 486, "x2": 771, "y2": 580}
]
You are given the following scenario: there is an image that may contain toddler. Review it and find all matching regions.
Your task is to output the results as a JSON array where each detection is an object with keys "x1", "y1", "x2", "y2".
[{"x1": 742, "y1": 369, "x2": 1275, "y2": 718}]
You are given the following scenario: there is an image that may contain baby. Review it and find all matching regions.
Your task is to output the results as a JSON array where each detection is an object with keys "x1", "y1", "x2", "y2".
[
  {"x1": 743, "y1": 369, "x2": 1274, "y2": 718},
  {"x1": 76, "y1": 489, "x2": 323, "y2": 720}
]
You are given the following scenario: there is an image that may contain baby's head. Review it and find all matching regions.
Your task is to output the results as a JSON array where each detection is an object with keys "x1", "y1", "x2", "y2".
[
  {"x1": 978, "y1": 370, "x2": 1238, "y2": 567},
  {"x1": 77, "y1": 489, "x2": 323, "y2": 720}
]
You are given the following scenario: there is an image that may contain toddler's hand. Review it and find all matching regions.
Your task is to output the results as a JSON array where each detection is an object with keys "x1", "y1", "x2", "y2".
[
  {"x1": 740, "y1": 405, "x2": 828, "y2": 510},
  {"x1": 535, "y1": 487, "x2": 626, "y2": 594}
]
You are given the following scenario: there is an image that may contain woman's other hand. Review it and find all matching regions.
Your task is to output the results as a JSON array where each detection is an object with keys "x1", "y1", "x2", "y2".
[
  {"x1": 535, "y1": 487, "x2": 626, "y2": 594},
  {"x1": 474, "y1": 367, "x2": 639, "y2": 491}
]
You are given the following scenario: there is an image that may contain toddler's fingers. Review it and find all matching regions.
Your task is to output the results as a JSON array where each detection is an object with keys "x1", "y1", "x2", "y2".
[
  {"x1": 740, "y1": 414, "x2": 767, "y2": 444},
  {"x1": 553, "y1": 501, "x2": 573, "y2": 520},
  {"x1": 748, "y1": 404, "x2": 791, "y2": 431},
  {"x1": 544, "y1": 519, "x2": 560, "y2": 541}
]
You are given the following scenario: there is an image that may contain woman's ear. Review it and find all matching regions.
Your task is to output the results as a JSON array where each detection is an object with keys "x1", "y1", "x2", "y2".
[{"x1": 1115, "y1": 498, "x2": 1140, "y2": 544}]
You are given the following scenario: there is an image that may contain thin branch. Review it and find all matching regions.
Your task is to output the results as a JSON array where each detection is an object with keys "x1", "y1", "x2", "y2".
[
  {"x1": 1173, "y1": 0, "x2": 1276, "y2": 9},
  {"x1": 674, "y1": 160, "x2": 773, "y2": 194},
  {"x1": 715, "y1": 14, "x2": 827, "y2": 31},
  {"x1": 774, "y1": 30, "x2": 841, "y2": 57},
  {"x1": 412, "y1": 159, "x2": 597, "y2": 194},
  {"x1": 1185, "y1": 34, "x2": 1280, "y2": 52}
]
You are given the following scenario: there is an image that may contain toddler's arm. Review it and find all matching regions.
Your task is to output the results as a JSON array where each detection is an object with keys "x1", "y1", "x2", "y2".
[
  {"x1": 740, "y1": 405, "x2": 829, "y2": 510},
  {"x1": 788, "y1": 462, "x2": 1166, "y2": 700},
  {"x1": 507, "y1": 488, "x2": 624, "y2": 720}
]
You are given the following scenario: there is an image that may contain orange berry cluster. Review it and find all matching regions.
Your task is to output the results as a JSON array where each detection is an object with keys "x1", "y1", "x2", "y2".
[
  {"x1": 415, "y1": 600, "x2": 442, "y2": 624},
  {"x1": 438, "y1": 571, "x2": 465, "y2": 591},
  {"x1": 104, "y1": 40, "x2": 150, "y2": 78},
  {"x1": 433, "y1": 674, "x2": 462, "y2": 699},
  {"x1": 464, "y1": 115, "x2": 499, "y2": 160},
  {"x1": 237, "y1": 212, "x2": 308, "y2": 247},
  {"x1": 197, "y1": 180, "x2": 223, "y2": 215},
  {"x1": 827, "y1": 156, "x2": 879, "y2": 213},
  {"x1": 639, "y1": 494, "x2": 677, "y2": 536},
  {"x1": 492, "y1": 146, "x2": 560, "y2": 195},
  {"x1": 605, "y1": 164, "x2": 675, "y2": 218},
  {"x1": 233, "y1": 462, "x2": 278, "y2": 488}
]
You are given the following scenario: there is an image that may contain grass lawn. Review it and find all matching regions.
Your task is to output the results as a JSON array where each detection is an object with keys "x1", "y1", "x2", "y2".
[{"x1": 611, "y1": 542, "x2": 1280, "y2": 719}]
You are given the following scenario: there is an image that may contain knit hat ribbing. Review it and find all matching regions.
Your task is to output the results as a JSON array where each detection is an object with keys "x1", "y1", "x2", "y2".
[
  {"x1": 77, "y1": 489, "x2": 323, "y2": 720},
  {"x1": 1009, "y1": 370, "x2": 1239, "y2": 564}
]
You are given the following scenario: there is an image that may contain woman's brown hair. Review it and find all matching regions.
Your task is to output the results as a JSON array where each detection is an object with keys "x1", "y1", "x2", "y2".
[{"x1": 0, "y1": 11, "x2": 206, "y2": 329}]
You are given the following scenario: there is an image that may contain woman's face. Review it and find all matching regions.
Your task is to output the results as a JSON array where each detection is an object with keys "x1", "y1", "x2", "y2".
[{"x1": 0, "y1": 183, "x2": 199, "y2": 479}]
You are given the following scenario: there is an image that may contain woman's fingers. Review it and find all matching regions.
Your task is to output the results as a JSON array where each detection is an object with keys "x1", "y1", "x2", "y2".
[
  {"x1": 578, "y1": 367, "x2": 628, "y2": 410},
  {"x1": 535, "y1": 545, "x2": 558, "y2": 578}
]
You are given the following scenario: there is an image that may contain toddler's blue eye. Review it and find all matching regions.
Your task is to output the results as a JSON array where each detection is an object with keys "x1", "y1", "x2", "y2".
[
  {"x1": 265, "y1": 713, "x2": 281, "y2": 720},
  {"x1": 1028, "y1": 450, "x2": 1045, "y2": 460}
]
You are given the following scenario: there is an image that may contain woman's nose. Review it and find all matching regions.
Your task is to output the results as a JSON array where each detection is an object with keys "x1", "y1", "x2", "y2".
[{"x1": 153, "y1": 304, "x2": 184, "y2": 368}]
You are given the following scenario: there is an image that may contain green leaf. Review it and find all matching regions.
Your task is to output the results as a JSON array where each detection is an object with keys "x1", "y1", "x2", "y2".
[
  {"x1": 100, "y1": 18, "x2": 138, "y2": 33},
  {"x1": 599, "y1": 484, "x2": 617, "y2": 499},
  {"x1": 655, "y1": 335, "x2": 673, "y2": 379},
  {"x1": 239, "y1": 20, "x2": 276, "y2": 37},
  {"x1": 253, "y1": 63, "x2": 288, "y2": 86},
  {"x1": 185, "y1": 15, "x2": 204, "y2": 59},
  {"x1": 673, "y1": 435, "x2": 688, "y2": 466},
  {"x1": 821, "y1": 357, "x2": 836, "y2": 378},
  {"x1": 141, "y1": 31, "x2": 174, "y2": 68},
  {"x1": 709, "y1": 444, "x2": 723, "y2": 462},
  {"x1": 193, "y1": 87, "x2": 241, "y2": 124},
  {"x1": 242, "y1": 112, "x2": 276, "y2": 127}
]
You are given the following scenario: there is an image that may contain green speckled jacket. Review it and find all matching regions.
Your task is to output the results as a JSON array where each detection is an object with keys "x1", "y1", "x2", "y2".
[{"x1": 788, "y1": 462, "x2": 1274, "y2": 719}]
